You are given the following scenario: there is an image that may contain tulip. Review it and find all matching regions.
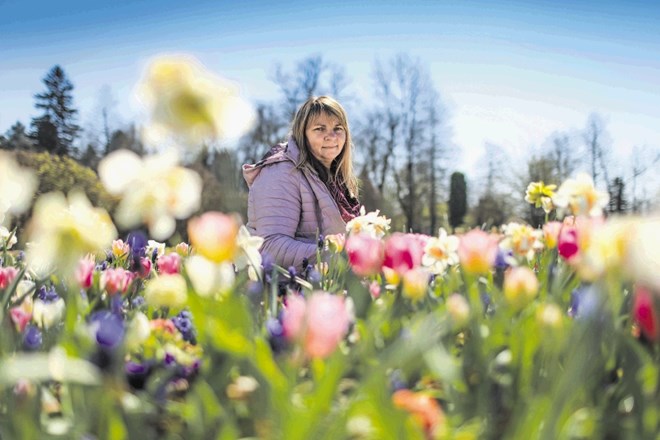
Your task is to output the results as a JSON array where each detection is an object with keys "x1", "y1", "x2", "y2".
[
  {"x1": 542, "y1": 221, "x2": 562, "y2": 249},
  {"x1": 446, "y1": 294, "x2": 470, "y2": 328},
  {"x1": 101, "y1": 267, "x2": 134, "y2": 296},
  {"x1": 144, "y1": 274, "x2": 188, "y2": 308},
  {"x1": 392, "y1": 389, "x2": 445, "y2": 439},
  {"x1": 457, "y1": 229, "x2": 498, "y2": 275},
  {"x1": 402, "y1": 269, "x2": 429, "y2": 302},
  {"x1": 75, "y1": 256, "x2": 96, "y2": 289},
  {"x1": 304, "y1": 293, "x2": 350, "y2": 359},
  {"x1": 345, "y1": 234, "x2": 385, "y2": 277},
  {"x1": 503, "y1": 267, "x2": 539, "y2": 311},
  {"x1": 187, "y1": 212, "x2": 239, "y2": 263},
  {"x1": 157, "y1": 253, "x2": 182, "y2": 274},
  {"x1": 0, "y1": 266, "x2": 19, "y2": 289},
  {"x1": 383, "y1": 233, "x2": 424, "y2": 275},
  {"x1": 632, "y1": 286, "x2": 659, "y2": 342}
]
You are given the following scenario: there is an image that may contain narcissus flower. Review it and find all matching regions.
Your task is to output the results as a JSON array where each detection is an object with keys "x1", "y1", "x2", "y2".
[
  {"x1": 525, "y1": 181, "x2": 557, "y2": 213},
  {"x1": 0, "y1": 152, "x2": 37, "y2": 225},
  {"x1": 503, "y1": 267, "x2": 539, "y2": 311},
  {"x1": 457, "y1": 229, "x2": 498, "y2": 275},
  {"x1": 26, "y1": 190, "x2": 117, "y2": 276},
  {"x1": 187, "y1": 212, "x2": 239, "y2": 263},
  {"x1": 234, "y1": 225, "x2": 264, "y2": 279},
  {"x1": 345, "y1": 207, "x2": 391, "y2": 238},
  {"x1": 99, "y1": 149, "x2": 202, "y2": 240},
  {"x1": 324, "y1": 233, "x2": 346, "y2": 253},
  {"x1": 346, "y1": 234, "x2": 385, "y2": 277},
  {"x1": 500, "y1": 222, "x2": 544, "y2": 263},
  {"x1": 422, "y1": 228, "x2": 460, "y2": 275},
  {"x1": 138, "y1": 55, "x2": 255, "y2": 150},
  {"x1": 552, "y1": 173, "x2": 609, "y2": 217}
]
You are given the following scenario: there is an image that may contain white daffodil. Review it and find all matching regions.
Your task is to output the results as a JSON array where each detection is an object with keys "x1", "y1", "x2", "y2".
[
  {"x1": 0, "y1": 152, "x2": 38, "y2": 226},
  {"x1": 32, "y1": 297, "x2": 66, "y2": 330},
  {"x1": 500, "y1": 222, "x2": 544, "y2": 262},
  {"x1": 26, "y1": 190, "x2": 117, "y2": 276},
  {"x1": 552, "y1": 173, "x2": 609, "y2": 217},
  {"x1": 184, "y1": 255, "x2": 235, "y2": 298},
  {"x1": 234, "y1": 225, "x2": 264, "y2": 280},
  {"x1": 137, "y1": 55, "x2": 255, "y2": 150},
  {"x1": 345, "y1": 206, "x2": 391, "y2": 238},
  {"x1": 422, "y1": 228, "x2": 460, "y2": 275},
  {"x1": 98, "y1": 149, "x2": 202, "y2": 240}
]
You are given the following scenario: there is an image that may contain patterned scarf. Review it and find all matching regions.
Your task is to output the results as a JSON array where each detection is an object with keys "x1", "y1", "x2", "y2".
[{"x1": 326, "y1": 176, "x2": 361, "y2": 223}]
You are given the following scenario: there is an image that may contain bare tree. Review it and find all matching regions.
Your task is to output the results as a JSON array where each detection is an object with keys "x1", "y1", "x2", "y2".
[{"x1": 583, "y1": 113, "x2": 611, "y2": 188}]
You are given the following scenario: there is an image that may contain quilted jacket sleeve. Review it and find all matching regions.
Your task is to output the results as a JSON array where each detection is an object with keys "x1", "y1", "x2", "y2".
[{"x1": 249, "y1": 162, "x2": 318, "y2": 269}]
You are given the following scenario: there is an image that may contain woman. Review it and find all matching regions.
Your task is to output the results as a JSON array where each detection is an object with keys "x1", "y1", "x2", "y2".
[{"x1": 242, "y1": 96, "x2": 360, "y2": 270}]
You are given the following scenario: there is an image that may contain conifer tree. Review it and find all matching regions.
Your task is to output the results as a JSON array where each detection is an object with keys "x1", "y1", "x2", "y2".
[{"x1": 31, "y1": 65, "x2": 80, "y2": 155}]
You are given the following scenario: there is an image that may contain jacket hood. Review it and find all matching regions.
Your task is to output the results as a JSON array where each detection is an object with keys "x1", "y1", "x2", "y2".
[{"x1": 242, "y1": 138, "x2": 302, "y2": 187}]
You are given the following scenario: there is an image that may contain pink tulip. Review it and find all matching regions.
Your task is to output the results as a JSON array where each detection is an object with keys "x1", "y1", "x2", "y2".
[
  {"x1": 101, "y1": 268, "x2": 134, "y2": 296},
  {"x1": 368, "y1": 280, "x2": 381, "y2": 299},
  {"x1": 138, "y1": 257, "x2": 153, "y2": 278},
  {"x1": 557, "y1": 225, "x2": 579, "y2": 260},
  {"x1": 282, "y1": 294, "x2": 307, "y2": 341},
  {"x1": 304, "y1": 293, "x2": 350, "y2": 359},
  {"x1": 0, "y1": 267, "x2": 19, "y2": 289},
  {"x1": 157, "y1": 253, "x2": 181, "y2": 274},
  {"x1": 10, "y1": 308, "x2": 31, "y2": 333},
  {"x1": 75, "y1": 257, "x2": 95, "y2": 289},
  {"x1": 457, "y1": 229, "x2": 498, "y2": 275},
  {"x1": 345, "y1": 234, "x2": 385, "y2": 277},
  {"x1": 383, "y1": 233, "x2": 424, "y2": 275},
  {"x1": 187, "y1": 212, "x2": 239, "y2": 263},
  {"x1": 632, "y1": 286, "x2": 659, "y2": 342}
]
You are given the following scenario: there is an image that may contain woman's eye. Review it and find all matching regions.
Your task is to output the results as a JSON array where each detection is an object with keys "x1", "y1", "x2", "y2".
[{"x1": 335, "y1": 127, "x2": 344, "y2": 132}]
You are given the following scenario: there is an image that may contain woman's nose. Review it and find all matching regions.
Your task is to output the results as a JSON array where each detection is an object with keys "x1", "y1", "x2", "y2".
[{"x1": 324, "y1": 130, "x2": 337, "y2": 139}]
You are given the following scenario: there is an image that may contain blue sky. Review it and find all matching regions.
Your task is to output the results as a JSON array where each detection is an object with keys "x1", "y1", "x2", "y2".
[{"x1": 2, "y1": 0, "x2": 659, "y2": 180}]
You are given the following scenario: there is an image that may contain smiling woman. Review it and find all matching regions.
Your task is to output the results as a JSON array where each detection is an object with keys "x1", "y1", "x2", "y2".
[{"x1": 242, "y1": 96, "x2": 360, "y2": 270}]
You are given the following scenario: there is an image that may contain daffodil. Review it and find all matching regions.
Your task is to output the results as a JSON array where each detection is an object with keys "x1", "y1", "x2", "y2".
[
  {"x1": 345, "y1": 207, "x2": 391, "y2": 238},
  {"x1": 138, "y1": 55, "x2": 255, "y2": 150},
  {"x1": 0, "y1": 152, "x2": 37, "y2": 226},
  {"x1": 500, "y1": 222, "x2": 544, "y2": 262},
  {"x1": 234, "y1": 225, "x2": 264, "y2": 279},
  {"x1": 552, "y1": 173, "x2": 609, "y2": 217},
  {"x1": 422, "y1": 228, "x2": 460, "y2": 275},
  {"x1": 99, "y1": 149, "x2": 202, "y2": 240},
  {"x1": 26, "y1": 190, "x2": 117, "y2": 276},
  {"x1": 525, "y1": 181, "x2": 557, "y2": 213}
]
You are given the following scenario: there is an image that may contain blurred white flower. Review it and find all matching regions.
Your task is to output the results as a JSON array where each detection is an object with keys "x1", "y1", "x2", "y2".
[
  {"x1": 26, "y1": 190, "x2": 117, "y2": 276},
  {"x1": 144, "y1": 273, "x2": 188, "y2": 308},
  {"x1": 125, "y1": 312, "x2": 151, "y2": 350},
  {"x1": 0, "y1": 152, "x2": 38, "y2": 226},
  {"x1": 234, "y1": 225, "x2": 263, "y2": 280},
  {"x1": 552, "y1": 173, "x2": 609, "y2": 217},
  {"x1": 98, "y1": 149, "x2": 202, "y2": 240},
  {"x1": 137, "y1": 54, "x2": 255, "y2": 150},
  {"x1": 500, "y1": 222, "x2": 544, "y2": 262},
  {"x1": 0, "y1": 226, "x2": 17, "y2": 249},
  {"x1": 184, "y1": 255, "x2": 235, "y2": 297},
  {"x1": 33, "y1": 297, "x2": 66, "y2": 330},
  {"x1": 145, "y1": 240, "x2": 167, "y2": 259},
  {"x1": 625, "y1": 216, "x2": 660, "y2": 291}
]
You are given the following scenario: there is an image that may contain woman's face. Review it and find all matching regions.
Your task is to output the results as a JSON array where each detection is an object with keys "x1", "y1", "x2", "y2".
[{"x1": 305, "y1": 112, "x2": 346, "y2": 170}]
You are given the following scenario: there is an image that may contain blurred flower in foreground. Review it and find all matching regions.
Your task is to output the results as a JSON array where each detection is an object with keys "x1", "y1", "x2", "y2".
[
  {"x1": 392, "y1": 389, "x2": 445, "y2": 439},
  {"x1": 144, "y1": 273, "x2": 188, "y2": 308},
  {"x1": 282, "y1": 292, "x2": 350, "y2": 359},
  {"x1": 402, "y1": 268, "x2": 430, "y2": 301},
  {"x1": 457, "y1": 229, "x2": 498, "y2": 275},
  {"x1": 184, "y1": 256, "x2": 235, "y2": 297},
  {"x1": 0, "y1": 152, "x2": 37, "y2": 226},
  {"x1": 33, "y1": 287, "x2": 66, "y2": 330},
  {"x1": 525, "y1": 181, "x2": 557, "y2": 213},
  {"x1": 345, "y1": 234, "x2": 385, "y2": 277},
  {"x1": 503, "y1": 266, "x2": 539, "y2": 311},
  {"x1": 552, "y1": 173, "x2": 609, "y2": 217},
  {"x1": 632, "y1": 286, "x2": 658, "y2": 342},
  {"x1": 345, "y1": 207, "x2": 391, "y2": 238},
  {"x1": 324, "y1": 233, "x2": 346, "y2": 253},
  {"x1": 1, "y1": 226, "x2": 17, "y2": 249},
  {"x1": 446, "y1": 293, "x2": 470, "y2": 328},
  {"x1": 422, "y1": 228, "x2": 459, "y2": 275},
  {"x1": 26, "y1": 190, "x2": 117, "y2": 276},
  {"x1": 542, "y1": 221, "x2": 562, "y2": 249},
  {"x1": 187, "y1": 212, "x2": 240, "y2": 263},
  {"x1": 137, "y1": 54, "x2": 255, "y2": 149},
  {"x1": 624, "y1": 216, "x2": 660, "y2": 291},
  {"x1": 99, "y1": 149, "x2": 202, "y2": 240}
]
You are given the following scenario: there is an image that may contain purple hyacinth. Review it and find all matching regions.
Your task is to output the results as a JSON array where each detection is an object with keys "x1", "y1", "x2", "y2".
[
  {"x1": 90, "y1": 310, "x2": 125, "y2": 349},
  {"x1": 266, "y1": 317, "x2": 287, "y2": 354},
  {"x1": 172, "y1": 310, "x2": 196, "y2": 344},
  {"x1": 37, "y1": 285, "x2": 59, "y2": 303},
  {"x1": 23, "y1": 325, "x2": 42, "y2": 351}
]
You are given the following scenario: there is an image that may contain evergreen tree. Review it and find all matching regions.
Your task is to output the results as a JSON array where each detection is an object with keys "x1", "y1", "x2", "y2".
[
  {"x1": 3, "y1": 121, "x2": 34, "y2": 150},
  {"x1": 448, "y1": 172, "x2": 467, "y2": 230},
  {"x1": 608, "y1": 177, "x2": 628, "y2": 213},
  {"x1": 30, "y1": 65, "x2": 81, "y2": 155}
]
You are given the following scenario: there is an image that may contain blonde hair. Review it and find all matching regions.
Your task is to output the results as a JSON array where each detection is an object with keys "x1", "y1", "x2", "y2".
[{"x1": 290, "y1": 96, "x2": 358, "y2": 197}]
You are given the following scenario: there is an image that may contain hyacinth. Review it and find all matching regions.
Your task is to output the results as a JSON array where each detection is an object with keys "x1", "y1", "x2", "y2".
[
  {"x1": 500, "y1": 222, "x2": 544, "y2": 263},
  {"x1": 524, "y1": 181, "x2": 557, "y2": 213},
  {"x1": 421, "y1": 228, "x2": 460, "y2": 275},
  {"x1": 0, "y1": 152, "x2": 38, "y2": 226},
  {"x1": 99, "y1": 149, "x2": 202, "y2": 240},
  {"x1": 26, "y1": 190, "x2": 117, "y2": 276},
  {"x1": 345, "y1": 207, "x2": 391, "y2": 238},
  {"x1": 552, "y1": 173, "x2": 609, "y2": 217},
  {"x1": 137, "y1": 54, "x2": 255, "y2": 150}
]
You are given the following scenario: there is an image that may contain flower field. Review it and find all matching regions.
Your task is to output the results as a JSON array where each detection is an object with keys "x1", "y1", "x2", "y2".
[{"x1": 1, "y1": 57, "x2": 659, "y2": 440}]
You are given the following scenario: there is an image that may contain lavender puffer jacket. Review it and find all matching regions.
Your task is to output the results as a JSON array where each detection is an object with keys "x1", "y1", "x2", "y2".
[{"x1": 242, "y1": 138, "x2": 346, "y2": 269}]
